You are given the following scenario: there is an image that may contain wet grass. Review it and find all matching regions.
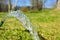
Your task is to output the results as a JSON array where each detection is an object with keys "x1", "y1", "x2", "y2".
[{"x1": 0, "y1": 10, "x2": 60, "y2": 40}]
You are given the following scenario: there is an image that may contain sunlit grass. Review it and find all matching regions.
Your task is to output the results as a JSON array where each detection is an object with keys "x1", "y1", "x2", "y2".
[{"x1": 0, "y1": 10, "x2": 60, "y2": 40}]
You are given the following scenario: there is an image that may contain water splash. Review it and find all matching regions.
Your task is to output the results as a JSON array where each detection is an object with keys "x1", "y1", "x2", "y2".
[{"x1": 0, "y1": 11, "x2": 40, "y2": 40}]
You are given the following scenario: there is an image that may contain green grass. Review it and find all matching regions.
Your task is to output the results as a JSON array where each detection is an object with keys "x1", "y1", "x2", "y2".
[{"x1": 0, "y1": 10, "x2": 60, "y2": 40}]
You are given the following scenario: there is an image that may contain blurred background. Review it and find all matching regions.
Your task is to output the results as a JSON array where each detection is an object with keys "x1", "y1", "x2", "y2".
[{"x1": 0, "y1": 0, "x2": 59, "y2": 12}]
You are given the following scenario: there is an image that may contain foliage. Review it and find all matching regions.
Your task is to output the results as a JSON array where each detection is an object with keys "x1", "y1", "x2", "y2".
[
  {"x1": 0, "y1": 10, "x2": 60, "y2": 40},
  {"x1": 20, "y1": 7, "x2": 30, "y2": 12}
]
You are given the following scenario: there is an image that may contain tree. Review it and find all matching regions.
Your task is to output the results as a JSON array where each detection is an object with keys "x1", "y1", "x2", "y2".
[
  {"x1": 30, "y1": 0, "x2": 44, "y2": 10},
  {"x1": 0, "y1": 0, "x2": 7, "y2": 12},
  {"x1": 8, "y1": 0, "x2": 11, "y2": 12},
  {"x1": 57, "y1": 0, "x2": 60, "y2": 9}
]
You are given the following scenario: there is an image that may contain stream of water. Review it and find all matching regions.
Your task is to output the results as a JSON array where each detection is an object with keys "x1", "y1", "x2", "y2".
[{"x1": 1, "y1": 11, "x2": 40, "y2": 40}]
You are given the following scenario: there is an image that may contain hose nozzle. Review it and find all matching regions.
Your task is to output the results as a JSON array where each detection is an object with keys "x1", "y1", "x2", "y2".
[{"x1": 0, "y1": 21, "x2": 4, "y2": 27}]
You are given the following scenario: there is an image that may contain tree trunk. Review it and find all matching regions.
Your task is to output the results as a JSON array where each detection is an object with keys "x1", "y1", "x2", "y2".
[
  {"x1": 57, "y1": 0, "x2": 60, "y2": 9},
  {"x1": 31, "y1": 0, "x2": 43, "y2": 10},
  {"x1": 8, "y1": 0, "x2": 11, "y2": 12}
]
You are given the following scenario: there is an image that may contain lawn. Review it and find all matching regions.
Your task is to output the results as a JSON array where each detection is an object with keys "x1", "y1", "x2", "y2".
[{"x1": 0, "y1": 10, "x2": 60, "y2": 40}]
